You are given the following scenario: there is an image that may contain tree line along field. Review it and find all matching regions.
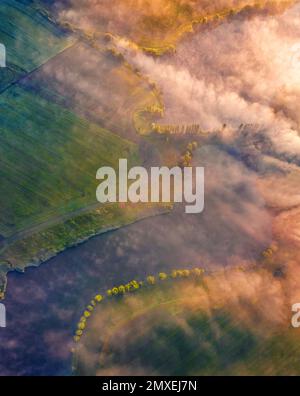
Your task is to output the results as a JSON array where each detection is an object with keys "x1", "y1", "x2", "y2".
[
  {"x1": 73, "y1": 267, "x2": 300, "y2": 376},
  {"x1": 56, "y1": 0, "x2": 295, "y2": 57}
]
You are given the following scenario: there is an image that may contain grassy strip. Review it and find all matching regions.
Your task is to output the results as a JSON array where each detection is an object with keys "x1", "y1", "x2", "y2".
[{"x1": 0, "y1": 203, "x2": 172, "y2": 297}]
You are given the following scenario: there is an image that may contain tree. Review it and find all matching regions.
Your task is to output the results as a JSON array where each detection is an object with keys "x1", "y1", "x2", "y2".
[
  {"x1": 182, "y1": 270, "x2": 190, "y2": 277},
  {"x1": 147, "y1": 276, "x2": 156, "y2": 285},
  {"x1": 130, "y1": 280, "x2": 140, "y2": 290},
  {"x1": 192, "y1": 268, "x2": 203, "y2": 277},
  {"x1": 187, "y1": 142, "x2": 194, "y2": 152},
  {"x1": 84, "y1": 311, "x2": 91, "y2": 318},
  {"x1": 95, "y1": 294, "x2": 103, "y2": 303},
  {"x1": 118, "y1": 285, "x2": 126, "y2": 294},
  {"x1": 78, "y1": 322, "x2": 86, "y2": 330},
  {"x1": 159, "y1": 272, "x2": 168, "y2": 280},
  {"x1": 112, "y1": 287, "x2": 119, "y2": 296}
]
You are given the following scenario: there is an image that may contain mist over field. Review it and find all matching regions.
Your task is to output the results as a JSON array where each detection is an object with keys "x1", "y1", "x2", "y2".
[
  {"x1": 57, "y1": 0, "x2": 300, "y2": 373},
  {"x1": 114, "y1": 2, "x2": 300, "y2": 158},
  {"x1": 53, "y1": 0, "x2": 300, "y2": 265},
  {"x1": 1, "y1": 0, "x2": 300, "y2": 376}
]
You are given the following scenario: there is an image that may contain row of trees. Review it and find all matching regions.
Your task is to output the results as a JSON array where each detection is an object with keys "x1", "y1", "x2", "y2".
[
  {"x1": 74, "y1": 267, "x2": 205, "y2": 342},
  {"x1": 179, "y1": 141, "x2": 198, "y2": 167},
  {"x1": 152, "y1": 123, "x2": 204, "y2": 136}
]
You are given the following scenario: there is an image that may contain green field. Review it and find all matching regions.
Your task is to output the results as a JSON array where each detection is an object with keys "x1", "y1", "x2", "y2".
[
  {"x1": 0, "y1": 0, "x2": 74, "y2": 90},
  {"x1": 0, "y1": 85, "x2": 140, "y2": 237}
]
